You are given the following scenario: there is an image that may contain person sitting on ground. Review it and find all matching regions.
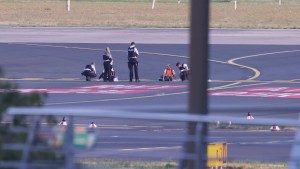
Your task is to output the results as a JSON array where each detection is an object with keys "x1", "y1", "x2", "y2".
[
  {"x1": 159, "y1": 64, "x2": 176, "y2": 81},
  {"x1": 81, "y1": 62, "x2": 97, "y2": 81},
  {"x1": 176, "y1": 62, "x2": 189, "y2": 81}
]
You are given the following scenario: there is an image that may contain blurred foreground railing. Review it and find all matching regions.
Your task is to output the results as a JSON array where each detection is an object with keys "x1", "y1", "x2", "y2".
[{"x1": 4, "y1": 105, "x2": 300, "y2": 169}]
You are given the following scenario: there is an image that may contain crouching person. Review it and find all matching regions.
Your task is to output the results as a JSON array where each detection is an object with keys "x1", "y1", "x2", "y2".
[
  {"x1": 176, "y1": 62, "x2": 189, "y2": 81},
  {"x1": 81, "y1": 62, "x2": 97, "y2": 81}
]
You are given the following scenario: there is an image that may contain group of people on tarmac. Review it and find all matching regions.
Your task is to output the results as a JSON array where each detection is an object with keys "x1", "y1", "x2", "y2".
[
  {"x1": 81, "y1": 41, "x2": 189, "y2": 82},
  {"x1": 81, "y1": 46, "x2": 117, "y2": 82},
  {"x1": 159, "y1": 62, "x2": 189, "y2": 81}
]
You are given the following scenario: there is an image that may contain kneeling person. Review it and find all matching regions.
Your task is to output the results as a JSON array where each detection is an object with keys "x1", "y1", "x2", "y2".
[
  {"x1": 176, "y1": 62, "x2": 189, "y2": 81},
  {"x1": 81, "y1": 62, "x2": 97, "y2": 81}
]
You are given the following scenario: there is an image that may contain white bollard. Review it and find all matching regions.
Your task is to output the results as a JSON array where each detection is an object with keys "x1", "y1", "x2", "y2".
[
  {"x1": 279, "y1": 0, "x2": 281, "y2": 5},
  {"x1": 234, "y1": 0, "x2": 237, "y2": 10},
  {"x1": 152, "y1": 0, "x2": 156, "y2": 9},
  {"x1": 66, "y1": 0, "x2": 70, "y2": 12}
]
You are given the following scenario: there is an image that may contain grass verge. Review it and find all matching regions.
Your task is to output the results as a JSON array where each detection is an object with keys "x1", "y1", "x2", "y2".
[{"x1": 0, "y1": 0, "x2": 299, "y2": 28}]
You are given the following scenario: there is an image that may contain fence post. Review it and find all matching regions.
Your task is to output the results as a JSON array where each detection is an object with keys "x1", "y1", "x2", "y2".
[
  {"x1": 66, "y1": 0, "x2": 70, "y2": 12},
  {"x1": 234, "y1": 0, "x2": 237, "y2": 10},
  {"x1": 65, "y1": 116, "x2": 74, "y2": 169},
  {"x1": 195, "y1": 123, "x2": 208, "y2": 169},
  {"x1": 19, "y1": 117, "x2": 40, "y2": 169},
  {"x1": 152, "y1": 0, "x2": 155, "y2": 9},
  {"x1": 288, "y1": 116, "x2": 300, "y2": 169}
]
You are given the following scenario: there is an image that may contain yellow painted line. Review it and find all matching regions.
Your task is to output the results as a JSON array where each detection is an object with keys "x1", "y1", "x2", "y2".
[
  {"x1": 209, "y1": 59, "x2": 228, "y2": 64},
  {"x1": 209, "y1": 79, "x2": 300, "y2": 84},
  {"x1": 291, "y1": 79, "x2": 300, "y2": 81},
  {"x1": 209, "y1": 60, "x2": 261, "y2": 91},
  {"x1": 141, "y1": 51, "x2": 188, "y2": 58},
  {"x1": 0, "y1": 77, "x2": 158, "y2": 82},
  {"x1": 56, "y1": 78, "x2": 81, "y2": 81},
  {"x1": 0, "y1": 78, "x2": 37, "y2": 81},
  {"x1": 211, "y1": 82, "x2": 272, "y2": 91},
  {"x1": 6, "y1": 77, "x2": 297, "y2": 84},
  {"x1": 20, "y1": 78, "x2": 44, "y2": 80},
  {"x1": 10, "y1": 42, "x2": 233, "y2": 63},
  {"x1": 209, "y1": 49, "x2": 300, "y2": 91},
  {"x1": 209, "y1": 79, "x2": 300, "y2": 91},
  {"x1": 8, "y1": 43, "x2": 300, "y2": 100},
  {"x1": 227, "y1": 60, "x2": 260, "y2": 81},
  {"x1": 12, "y1": 42, "x2": 190, "y2": 58},
  {"x1": 228, "y1": 49, "x2": 300, "y2": 81},
  {"x1": 45, "y1": 91, "x2": 188, "y2": 105},
  {"x1": 10, "y1": 43, "x2": 102, "y2": 51},
  {"x1": 0, "y1": 78, "x2": 82, "y2": 81}
]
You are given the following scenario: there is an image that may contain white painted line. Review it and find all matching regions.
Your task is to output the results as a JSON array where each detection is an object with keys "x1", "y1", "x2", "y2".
[{"x1": 120, "y1": 146, "x2": 181, "y2": 151}]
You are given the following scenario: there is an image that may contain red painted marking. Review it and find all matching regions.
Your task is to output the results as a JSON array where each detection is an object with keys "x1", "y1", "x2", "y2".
[
  {"x1": 210, "y1": 86, "x2": 300, "y2": 99},
  {"x1": 16, "y1": 85, "x2": 187, "y2": 94}
]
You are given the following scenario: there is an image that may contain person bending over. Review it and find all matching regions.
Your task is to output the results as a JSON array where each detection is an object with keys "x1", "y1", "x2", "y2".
[{"x1": 81, "y1": 62, "x2": 97, "y2": 81}]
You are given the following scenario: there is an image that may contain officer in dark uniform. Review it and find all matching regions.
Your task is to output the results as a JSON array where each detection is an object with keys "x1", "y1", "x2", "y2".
[
  {"x1": 176, "y1": 62, "x2": 189, "y2": 81},
  {"x1": 128, "y1": 41, "x2": 140, "y2": 82},
  {"x1": 81, "y1": 62, "x2": 97, "y2": 81}
]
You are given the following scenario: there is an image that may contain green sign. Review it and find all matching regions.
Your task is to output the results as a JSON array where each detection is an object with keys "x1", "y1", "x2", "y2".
[{"x1": 48, "y1": 127, "x2": 97, "y2": 149}]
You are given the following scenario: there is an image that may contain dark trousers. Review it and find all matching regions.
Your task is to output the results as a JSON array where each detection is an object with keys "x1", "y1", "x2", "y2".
[
  {"x1": 103, "y1": 61, "x2": 112, "y2": 81},
  {"x1": 128, "y1": 59, "x2": 139, "y2": 82},
  {"x1": 81, "y1": 70, "x2": 96, "y2": 81},
  {"x1": 180, "y1": 71, "x2": 189, "y2": 81}
]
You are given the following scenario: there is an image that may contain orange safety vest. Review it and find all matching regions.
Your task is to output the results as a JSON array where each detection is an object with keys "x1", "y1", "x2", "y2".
[{"x1": 165, "y1": 68, "x2": 174, "y2": 76}]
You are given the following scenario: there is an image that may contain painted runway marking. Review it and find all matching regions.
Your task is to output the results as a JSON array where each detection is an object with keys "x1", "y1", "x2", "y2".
[
  {"x1": 210, "y1": 86, "x2": 300, "y2": 99},
  {"x1": 120, "y1": 146, "x2": 181, "y2": 151},
  {"x1": 209, "y1": 49, "x2": 300, "y2": 91},
  {"x1": 7, "y1": 43, "x2": 300, "y2": 105},
  {"x1": 46, "y1": 91, "x2": 187, "y2": 105},
  {"x1": 16, "y1": 84, "x2": 187, "y2": 94}
]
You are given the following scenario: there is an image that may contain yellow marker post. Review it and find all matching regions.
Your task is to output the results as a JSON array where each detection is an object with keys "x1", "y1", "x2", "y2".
[{"x1": 207, "y1": 142, "x2": 227, "y2": 168}]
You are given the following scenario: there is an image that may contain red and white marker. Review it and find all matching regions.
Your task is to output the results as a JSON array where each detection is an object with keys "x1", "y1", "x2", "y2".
[
  {"x1": 247, "y1": 112, "x2": 254, "y2": 120},
  {"x1": 89, "y1": 122, "x2": 97, "y2": 128},
  {"x1": 270, "y1": 125, "x2": 280, "y2": 131},
  {"x1": 59, "y1": 117, "x2": 67, "y2": 126}
]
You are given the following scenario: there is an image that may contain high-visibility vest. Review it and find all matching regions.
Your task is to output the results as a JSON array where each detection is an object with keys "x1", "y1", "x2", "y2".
[{"x1": 165, "y1": 69, "x2": 174, "y2": 76}]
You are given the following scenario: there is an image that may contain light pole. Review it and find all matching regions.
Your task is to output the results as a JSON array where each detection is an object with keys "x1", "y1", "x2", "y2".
[{"x1": 187, "y1": 0, "x2": 209, "y2": 168}]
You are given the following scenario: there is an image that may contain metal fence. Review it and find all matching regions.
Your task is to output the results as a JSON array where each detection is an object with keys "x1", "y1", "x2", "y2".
[{"x1": 3, "y1": 105, "x2": 300, "y2": 169}]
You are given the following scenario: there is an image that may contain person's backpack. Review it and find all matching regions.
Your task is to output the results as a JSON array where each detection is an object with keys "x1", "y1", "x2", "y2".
[{"x1": 108, "y1": 69, "x2": 116, "y2": 82}]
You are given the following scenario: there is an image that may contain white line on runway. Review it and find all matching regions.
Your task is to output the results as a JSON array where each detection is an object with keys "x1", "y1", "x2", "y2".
[{"x1": 120, "y1": 146, "x2": 181, "y2": 151}]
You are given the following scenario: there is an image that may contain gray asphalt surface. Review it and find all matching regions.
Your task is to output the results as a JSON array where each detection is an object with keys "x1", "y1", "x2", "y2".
[
  {"x1": 1, "y1": 27, "x2": 300, "y2": 164},
  {"x1": 1, "y1": 27, "x2": 300, "y2": 44}
]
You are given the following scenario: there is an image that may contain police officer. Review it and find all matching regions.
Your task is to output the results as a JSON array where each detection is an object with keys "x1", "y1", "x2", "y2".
[
  {"x1": 176, "y1": 62, "x2": 189, "y2": 81},
  {"x1": 81, "y1": 62, "x2": 97, "y2": 81},
  {"x1": 128, "y1": 41, "x2": 140, "y2": 82}
]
